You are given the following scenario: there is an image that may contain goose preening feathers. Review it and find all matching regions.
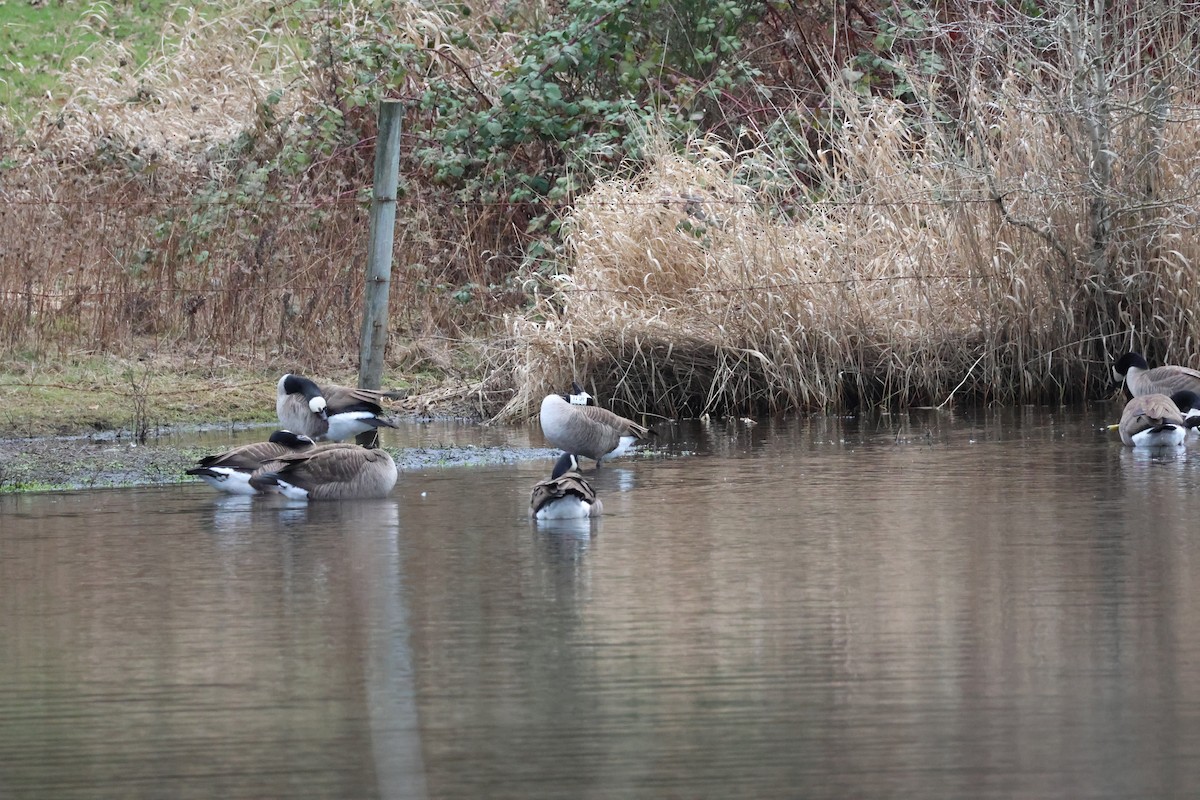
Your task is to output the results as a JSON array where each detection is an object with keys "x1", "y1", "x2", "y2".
[
  {"x1": 187, "y1": 430, "x2": 316, "y2": 495},
  {"x1": 1118, "y1": 393, "x2": 1200, "y2": 447},
  {"x1": 1112, "y1": 352, "x2": 1200, "y2": 398},
  {"x1": 249, "y1": 443, "x2": 399, "y2": 500},
  {"x1": 276, "y1": 373, "x2": 398, "y2": 442},
  {"x1": 539, "y1": 383, "x2": 652, "y2": 465},
  {"x1": 530, "y1": 453, "x2": 603, "y2": 520}
]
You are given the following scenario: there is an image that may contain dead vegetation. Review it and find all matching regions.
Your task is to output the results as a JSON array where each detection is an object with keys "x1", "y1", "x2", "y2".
[
  {"x1": 497, "y1": 68, "x2": 1200, "y2": 418},
  {"x1": 0, "y1": 1, "x2": 504, "y2": 379},
  {"x1": 5, "y1": 0, "x2": 1200, "y2": 422}
]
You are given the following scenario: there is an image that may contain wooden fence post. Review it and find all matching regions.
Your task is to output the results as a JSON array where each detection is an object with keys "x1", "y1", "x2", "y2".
[{"x1": 357, "y1": 100, "x2": 404, "y2": 447}]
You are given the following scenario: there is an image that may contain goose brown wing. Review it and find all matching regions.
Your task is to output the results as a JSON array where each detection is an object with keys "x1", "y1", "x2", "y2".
[
  {"x1": 576, "y1": 405, "x2": 649, "y2": 437},
  {"x1": 322, "y1": 383, "x2": 395, "y2": 415},
  {"x1": 1161, "y1": 364, "x2": 1200, "y2": 380},
  {"x1": 1146, "y1": 365, "x2": 1200, "y2": 392},
  {"x1": 271, "y1": 444, "x2": 361, "y2": 485},
  {"x1": 199, "y1": 441, "x2": 295, "y2": 470},
  {"x1": 1121, "y1": 393, "x2": 1184, "y2": 429},
  {"x1": 530, "y1": 471, "x2": 596, "y2": 512},
  {"x1": 529, "y1": 479, "x2": 558, "y2": 513},
  {"x1": 557, "y1": 473, "x2": 597, "y2": 504}
]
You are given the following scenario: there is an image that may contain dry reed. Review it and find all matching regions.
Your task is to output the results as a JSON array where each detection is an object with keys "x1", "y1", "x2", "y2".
[{"x1": 497, "y1": 67, "x2": 1200, "y2": 418}]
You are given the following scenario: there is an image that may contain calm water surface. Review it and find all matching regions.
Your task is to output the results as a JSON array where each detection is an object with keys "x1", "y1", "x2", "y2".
[{"x1": 3, "y1": 406, "x2": 1200, "y2": 799}]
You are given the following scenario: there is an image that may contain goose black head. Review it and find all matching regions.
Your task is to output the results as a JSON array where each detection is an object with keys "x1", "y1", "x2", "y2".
[
  {"x1": 1112, "y1": 352, "x2": 1149, "y2": 382},
  {"x1": 268, "y1": 430, "x2": 317, "y2": 447},
  {"x1": 551, "y1": 452, "x2": 582, "y2": 479},
  {"x1": 281, "y1": 374, "x2": 328, "y2": 415},
  {"x1": 566, "y1": 382, "x2": 593, "y2": 406}
]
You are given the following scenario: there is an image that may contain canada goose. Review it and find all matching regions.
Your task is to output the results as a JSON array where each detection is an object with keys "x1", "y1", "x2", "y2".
[
  {"x1": 539, "y1": 383, "x2": 652, "y2": 465},
  {"x1": 1112, "y1": 352, "x2": 1200, "y2": 398},
  {"x1": 249, "y1": 443, "x2": 398, "y2": 500},
  {"x1": 276, "y1": 373, "x2": 398, "y2": 442},
  {"x1": 187, "y1": 430, "x2": 316, "y2": 494},
  {"x1": 530, "y1": 453, "x2": 602, "y2": 519},
  {"x1": 1118, "y1": 393, "x2": 1199, "y2": 447}
]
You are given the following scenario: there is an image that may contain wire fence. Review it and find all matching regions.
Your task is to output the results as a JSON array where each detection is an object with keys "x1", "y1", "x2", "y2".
[
  {"x1": 3, "y1": 158, "x2": 1199, "y2": 416},
  {"x1": 0, "y1": 197, "x2": 998, "y2": 352}
]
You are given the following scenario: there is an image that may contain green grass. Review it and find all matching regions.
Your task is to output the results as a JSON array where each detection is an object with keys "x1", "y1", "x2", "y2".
[
  {"x1": 0, "y1": 0, "x2": 195, "y2": 125},
  {"x1": 0, "y1": 352, "x2": 284, "y2": 437}
]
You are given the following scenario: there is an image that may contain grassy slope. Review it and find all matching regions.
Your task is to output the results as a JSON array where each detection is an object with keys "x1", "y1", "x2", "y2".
[
  {"x1": 0, "y1": 2, "x2": 410, "y2": 440},
  {"x1": 0, "y1": 353, "x2": 280, "y2": 437},
  {"x1": 0, "y1": 0, "x2": 194, "y2": 124}
]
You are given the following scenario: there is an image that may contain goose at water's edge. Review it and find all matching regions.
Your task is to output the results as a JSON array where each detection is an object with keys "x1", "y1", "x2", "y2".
[
  {"x1": 1118, "y1": 393, "x2": 1198, "y2": 448},
  {"x1": 249, "y1": 443, "x2": 399, "y2": 500},
  {"x1": 276, "y1": 373, "x2": 398, "y2": 442},
  {"x1": 539, "y1": 383, "x2": 653, "y2": 466},
  {"x1": 530, "y1": 452, "x2": 603, "y2": 520},
  {"x1": 1112, "y1": 352, "x2": 1200, "y2": 398},
  {"x1": 187, "y1": 430, "x2": 316, "y2": 495}
]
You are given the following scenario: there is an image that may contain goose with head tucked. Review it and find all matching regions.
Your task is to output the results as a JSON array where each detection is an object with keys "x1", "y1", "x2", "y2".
[
  {"x1": 249, "y1": 442, "x2": 398, "y2": 500},
  {"x1": 530, "y1": 453, "x2": 602, "y2": 520},
  {"x1": 539, "y1": 382, "x2": 652, "y2": 466},
  {"x1": 1118, "y1": 392, "x2": 1200, "y2": 448},
  {"x1": 1112, "y1": 352, "x2": 1200, "y2": 398},
  {"x1": 187, "y1": 430, "x2": 316, "y2": 495},
  {"x1": 276, "y1": 373, "x2": 398, "y2": 442}
]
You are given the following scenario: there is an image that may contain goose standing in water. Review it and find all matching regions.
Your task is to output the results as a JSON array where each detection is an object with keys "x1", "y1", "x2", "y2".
[
  {"x1": 1118, "y1": 393, "x2": 1198, "y2": 447},
  {"x1": 1112, "y1": 352, "x2": 1200, "y2": 398},
  {"x1": 530, "y1": 453, "x2": 602, "y2": 520},
  {"x1": 539, "y1": 383, "x2": 652, "y2": 466},
  {"x1": 249, "y1": 443, "x2": 399, "y2": 500},
  {"x1": 187, "y1": 430, "x2": 316, "y2": 494},
  {"x1": 276, "y1": 373, "x2": 398, "y2": 442}
]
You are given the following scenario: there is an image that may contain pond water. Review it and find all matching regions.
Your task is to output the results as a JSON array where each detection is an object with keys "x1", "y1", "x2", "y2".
[{"x1": 3, "y1": 406, "x2": 1200, "y2": 799}]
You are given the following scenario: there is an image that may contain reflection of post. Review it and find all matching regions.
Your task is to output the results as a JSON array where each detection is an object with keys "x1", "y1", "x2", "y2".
[
  {"x1": 358, "y1": 500, "x2": 428, "y2": 799},
  {"x1": 358, "y1": 99, "x2": 404, "y2": 448}
]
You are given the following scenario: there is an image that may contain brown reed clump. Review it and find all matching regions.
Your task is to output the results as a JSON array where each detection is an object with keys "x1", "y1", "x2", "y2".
[{"x1": 497, "y1": 71, "x2": 1200, "y2": 419}]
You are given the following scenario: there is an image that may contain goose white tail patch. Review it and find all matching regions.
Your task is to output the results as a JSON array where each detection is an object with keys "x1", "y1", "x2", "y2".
[
  {"x1": 274, "y1": 480, "x2": 312, "y2": 501},
  {"x1": 606, "y1": 436, "x2": 639, "y2": 459},
  {"x1": 325, "y1": 412, "x2": 383, "y2": 442},
  {"x1": 1131, "y1": 425, "x2": 1186, "y2": 448},
  {"x1": 535, "y1": 497, "x2": 594, "y2": 520},
  {"x1": 194, "y1": 468, "x2": 258, "y2": 495}
]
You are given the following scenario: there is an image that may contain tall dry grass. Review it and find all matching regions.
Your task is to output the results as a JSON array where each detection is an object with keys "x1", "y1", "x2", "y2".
[
  {"x1": 0, "y1": 1, "x2": 512, "y2": 375},
  {"x1": 498, "y1": 63, "x2": 1200, "y2": 418},
  {"x1": 6, "y1": 0, "x2": 1200, "y2": 419}
]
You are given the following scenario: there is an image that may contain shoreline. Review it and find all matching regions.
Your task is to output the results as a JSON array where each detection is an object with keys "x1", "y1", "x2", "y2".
[{"x1": 0, "y1": 410, "x2": 565, "y2": 495}]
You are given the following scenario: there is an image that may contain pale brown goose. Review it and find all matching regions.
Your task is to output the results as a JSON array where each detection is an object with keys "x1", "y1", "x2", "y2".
[
  {"x1": 1112, "y1": 352, "x2": 1200, "y2": 398},
  {"x1": 187, "y1": 430, "x2": 316, "y2": 495},
  {"x1": 1118, "y1": 393, "x2": 1196, "y2": 447},
  {"x1": 539, "y1": 383, "x2": 652, "y2": 465},
  {"x1": 276, "y1": 374, "x2": 398, "y2": 442},
  {"x1": 249, "y1": 443, "x2": 398, "y2": 500},
  {"x1": 529, "y1": 453, "x2": 602, "y2": 519}
]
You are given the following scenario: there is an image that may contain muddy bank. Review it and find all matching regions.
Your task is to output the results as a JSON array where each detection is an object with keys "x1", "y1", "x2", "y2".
[{"x1": 0, "y1": 422, "x2": 559, "y2": 493}]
